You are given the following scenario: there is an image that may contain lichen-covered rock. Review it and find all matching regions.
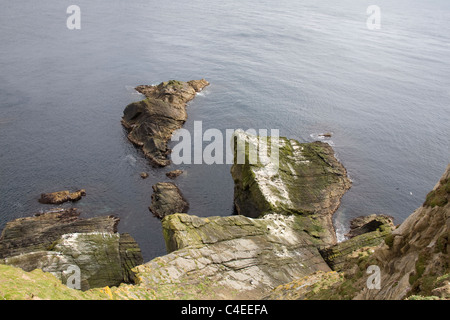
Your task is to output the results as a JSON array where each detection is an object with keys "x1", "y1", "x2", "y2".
[
  {"x1": 39, "y1": 189, "x2": 86, "y2": 204},
  {"x1": 0, "y1": 208, "x2": 143, "y2": 290},
  {"x1": 149, "y1": 182, "x2": 189, "y2": 219},
  {"x1": 345, "y1": 214, "x2": 395, "y2": 239},
  {"x1": 122, "y1": 79, "x2": 209, "y2": 167},
  {"x1": 230, "y1": 131, "x2": 351, "y2": 245}
]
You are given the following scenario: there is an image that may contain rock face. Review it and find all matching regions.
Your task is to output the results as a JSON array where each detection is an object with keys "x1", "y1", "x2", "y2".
[
  {"x1": 121, "y1": 79, "x2": 209, "y2": 167},
  {"x1": 0, "y1": 208, "x2": 143, "y2": 290},
  {"x1": 39, "y1": 189, "x2": 86, "y2": 204},
  {"x1": 108, "y1": 213, "x2": 331, "y2": 299},
  {"x1": 149, "y1": 182, "x2": 189, "y2": 219},
  {"x1": 230, "y1": 131, "x2": 351, "y2": 245}
]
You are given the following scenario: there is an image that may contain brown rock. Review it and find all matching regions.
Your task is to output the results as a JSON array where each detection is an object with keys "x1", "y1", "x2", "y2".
[{"x1": 140, "y1": 172, "x2": 149, "y2": 179}]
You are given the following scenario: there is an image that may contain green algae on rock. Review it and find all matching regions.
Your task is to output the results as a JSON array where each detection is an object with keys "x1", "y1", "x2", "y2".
[{"x1": 230, "y1": 130, "x2": 351, "y2": 245}]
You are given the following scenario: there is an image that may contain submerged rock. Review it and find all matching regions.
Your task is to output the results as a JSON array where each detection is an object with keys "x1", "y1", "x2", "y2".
[
  {"x1": 122, "y1": 79, "x2": 209, "y2": 167},
  {"x1": 149, "y1": 182, "x2": 189, "y2": 219},
  {"x1": 0, "y1": 208, "x2": 143, "y2": 290},
  {"x1": 345, "y1": 214, "x2": 395, "y2": 239},
  {"x1": 230, "y1": 131, "x2": 351, "y2": 245},
  {"x1": 166, "y1": 169, "x2": 183, "y2": 179},
  {"x1": 39, "y1": 189, "x2": 86, "y2": 204}
]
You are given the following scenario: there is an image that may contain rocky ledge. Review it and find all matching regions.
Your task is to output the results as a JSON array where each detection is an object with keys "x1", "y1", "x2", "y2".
[
  {"x1": 0, "y1": 208, "x2": 143, "y2": 290},
  {"x1": 121, "y1": 79, "x2": 209, "y2": 166}
]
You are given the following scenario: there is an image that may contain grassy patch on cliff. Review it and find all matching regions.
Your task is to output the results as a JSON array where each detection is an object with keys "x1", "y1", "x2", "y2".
[{"x1": 423, "y1": 177, "x2": 449, "y2": 208}]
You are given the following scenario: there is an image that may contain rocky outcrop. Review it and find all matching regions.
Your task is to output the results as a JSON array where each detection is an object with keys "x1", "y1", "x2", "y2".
[
  {"x1": 107, "y1": 213, "x2": 331, "y2": 299},
  {"x1": 0, "y1": 208, "x2": 143, "y2": 290},
  {"x1": 149, "y1": 182, "x2": 189, "y2": 219},
  {"x1": 230, "y1": 131, "x2": 351, "y2": 245},
  {"x1": 166, "y1": 169, "x2": 183, "y2": 179},
  {"x1": 39, "y1": 189, "x2": 86, "y2": 204},
  {"x1": 121, "y1": 79, "x2": 209, "y2": 167}
]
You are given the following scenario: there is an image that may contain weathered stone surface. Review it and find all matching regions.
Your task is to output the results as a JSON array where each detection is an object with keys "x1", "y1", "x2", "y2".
[
  {"x1": 39, "y1": 189, "x2": 86, "y2": 204},
  {"x1": 230, "y1": 131, "x2": 351, "y2": 245},
  {"x1": 345, "y1": 214, "x2": 395, "y2": 239},
  {"x1": 108, "y1": 213, "x2": 331, "y2": 299},
  {"x1": 149, "y1": 182, "x2": 189, "y2": 219},
  {"x1": 0, "y1": 208, "x2": 143, "y2": 290},
  {"x1": 122, "y1": 79, "x2": 209, "y2": 167}
]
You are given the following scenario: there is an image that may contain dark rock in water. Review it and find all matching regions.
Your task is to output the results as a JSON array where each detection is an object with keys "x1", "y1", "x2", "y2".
[
  {"x1": 0, "y1": 208, "x2": 143, "y2": 290},
  {"x1": 166, "y1": 169, "x2": 183, "y2": 179},
  {"x1": 230, "y1": 130, "x2": 351, "y2": 246},
  {"x1": 121, "y1": 79, "x2": 209, "y2": 167},
  {"x1": 140, "y1": 172, "x2": 149, "y2": 179},
  {"x1": 345, "y1": 214, "x2": 395, "y2": 239},
  {"x1": 39, "y1": 189, "x2": 86, "y2": 204},
  {"x1": 149, "y1": 182, "x2": 189, "y2": 219},
  {"x1": 319, "y1": 132, "x2": 332, "y2": 138}
]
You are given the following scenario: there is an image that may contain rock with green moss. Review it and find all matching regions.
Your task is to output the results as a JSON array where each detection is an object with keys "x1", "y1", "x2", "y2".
[
  {"x1": 0, "y1": 208, "x2": 143, "y2": 290},
  {"x1": 230, "y1": 131, "x2": 351, "y2": 245},
  {"x1": 122, "y1": 79, "x2": 209, "y2": 167}
]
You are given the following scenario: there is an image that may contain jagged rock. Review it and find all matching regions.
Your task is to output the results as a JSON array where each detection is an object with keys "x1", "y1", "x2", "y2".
[
  {"x1": 345, "y1": 214, "x2": 395, "y2": 239},
  {"x1": 149, "y1": 182, "x2": 189, "y2": 219},
  {"x1": 108, "y1": 213, "x2": 331, "y2": 299},
  {"x1": 0, "y1": 208, "x2": 143, "y2": 290},
  {"x1": 121, "y1": 79, "x2": 209, "y2": 167},
  {"x1": 140, "y1": 172, "x2": 149, "y2": 179},
  {"x1": 166, "y1": 169, "x2": 183, "y2": 179},
  {"x1": 39, "y1": 189, "x2": 86, "y2": 204},
  {"x1": 230, "y1": 131, "x2": 351, "y2": 245}
]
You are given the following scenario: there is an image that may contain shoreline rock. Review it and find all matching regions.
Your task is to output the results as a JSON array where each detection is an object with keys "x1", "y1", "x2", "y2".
[
  {"x1": 0, "y1": 208, "x2": 143, "y2": 290},
  {"x1": 121, "y1": 79, "x2": 209, "y2": 167}
]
